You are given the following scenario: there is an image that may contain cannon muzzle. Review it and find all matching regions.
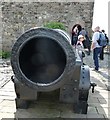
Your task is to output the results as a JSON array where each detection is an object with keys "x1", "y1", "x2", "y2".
[{"x1": 11, "y1": 28, "x2": 76, "y2": 91}]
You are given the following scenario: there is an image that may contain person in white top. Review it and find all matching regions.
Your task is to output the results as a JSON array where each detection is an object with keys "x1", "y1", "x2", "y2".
[{"x1": 91, "y1": 26, "x2": 102, "y2": 71}]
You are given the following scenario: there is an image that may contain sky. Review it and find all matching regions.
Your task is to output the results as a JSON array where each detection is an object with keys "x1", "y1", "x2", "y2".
[{"x1": 92, "y1": 0, "x2": 109, "y2": 37}]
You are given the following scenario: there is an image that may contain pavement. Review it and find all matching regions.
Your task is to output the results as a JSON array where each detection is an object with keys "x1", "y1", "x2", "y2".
[{"x1": 0, "y1": 50, "x2": 110, "y2": 119}]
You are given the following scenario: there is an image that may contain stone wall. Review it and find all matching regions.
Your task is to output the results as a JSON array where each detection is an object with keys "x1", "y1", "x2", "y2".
[{"x1": 1, "y1": 2, "x2": 94, "y2": 51}]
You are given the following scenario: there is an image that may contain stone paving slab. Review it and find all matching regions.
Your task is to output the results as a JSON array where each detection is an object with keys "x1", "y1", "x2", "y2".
[
  {"x1": 87, "y1": 106, "x2": 98, "y2": 114},
  {"x1": 0, "y1": 106, "x2": 16, "y2": 113},
  {"x1": 97, "y1": 107, "x2": 110, "y2": 118},
  {"x1": 0, "y1": 60, "x2": 13, "y2": 89},
  {"x1": 0, "y1": 77, "x2": 10, "y2": 89},
  {"x1": 98, "y1": 98, "x2": 110, "y2": 104},
  {"x1": 0, "y1": 113, "x2": 15, "y2": 119},
  {"x1": 88, "y1": 97, "x2": 99, "y2": 103},
  {"x1": 89, "y1": 103, "x2": 109, "y2": 108},
  {"x1": 0, "y1": 100, "x2": 16, "y2": 107}
]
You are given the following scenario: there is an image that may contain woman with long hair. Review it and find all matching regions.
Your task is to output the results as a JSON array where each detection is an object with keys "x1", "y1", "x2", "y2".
[{"x1": 71, "y1": 24, "x2": 82, "y2": 46}]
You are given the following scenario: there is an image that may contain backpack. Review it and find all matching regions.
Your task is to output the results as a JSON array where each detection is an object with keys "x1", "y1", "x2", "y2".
[{"x1": 97, "y1": 32, "x2": 107, "y2": 47}]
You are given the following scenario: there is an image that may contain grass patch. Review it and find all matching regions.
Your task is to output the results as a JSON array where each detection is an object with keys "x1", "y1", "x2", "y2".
[
  {"x1": 0, "y1": 51, "x2": 11, "y2": 59},
  {"x1": 44, "y1": 21, "x2": 66, "y2": 31}
]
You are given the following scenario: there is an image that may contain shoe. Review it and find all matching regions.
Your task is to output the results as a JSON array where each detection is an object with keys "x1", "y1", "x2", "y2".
[
  {"x1": 87, "y1": 53, "x2": 90, "y2": 56},
  {"x1": 99, "y1": 57, "x2": 104, "y2": 60},
  {"x1": 87, "y1": 52, "x2": 90, "y2": 56},
  {"x1": 92, "y1": 68, "x2": 99, "y2": 72},
  {"x1": 100, "y1": 58, "x2": 104, "y2": 60}
]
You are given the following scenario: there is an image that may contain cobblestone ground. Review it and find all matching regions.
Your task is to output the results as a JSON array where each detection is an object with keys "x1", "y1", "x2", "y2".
[{"x1": 0, "y1": 50, "x2": 110, "y2": 119}]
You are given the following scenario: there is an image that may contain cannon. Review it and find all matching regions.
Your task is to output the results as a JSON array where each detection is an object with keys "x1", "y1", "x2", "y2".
[{"x1": 11, "y1": 27, "x2": 95, "y2": 114}]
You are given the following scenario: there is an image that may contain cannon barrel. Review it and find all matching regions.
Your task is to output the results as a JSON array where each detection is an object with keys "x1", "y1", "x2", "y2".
[
  {"x1": 11, "y1": 27, "x2": 94, "y2": 114},
  {"x1": 11, "y1": 28, "x2": 76, "y2": 91}
]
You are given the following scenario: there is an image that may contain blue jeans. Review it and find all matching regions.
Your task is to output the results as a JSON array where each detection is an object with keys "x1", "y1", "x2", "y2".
[{"x1": 93, "y1": 47, "x2": 102, "y2": 70}]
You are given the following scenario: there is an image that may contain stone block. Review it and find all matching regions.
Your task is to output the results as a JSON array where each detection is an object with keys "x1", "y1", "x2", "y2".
[{"x1": 15, "y1": 108, "x2": 60, "y2": 118}]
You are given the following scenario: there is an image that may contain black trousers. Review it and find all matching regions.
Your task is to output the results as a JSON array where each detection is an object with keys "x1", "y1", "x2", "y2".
[
  {"x1": 99, "y1": 46, "x2": 105, "y2": 60},
  {"x1": 82, "y1": 40, "x2": 91, "y2": 55}
]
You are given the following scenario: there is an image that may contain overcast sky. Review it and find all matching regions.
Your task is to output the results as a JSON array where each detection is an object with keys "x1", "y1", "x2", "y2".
[{"x1": 92, "y1": 0, "x2": 109, "y2": 37}]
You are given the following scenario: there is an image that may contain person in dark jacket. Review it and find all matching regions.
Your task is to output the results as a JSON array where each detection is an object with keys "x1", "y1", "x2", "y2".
[{"x1": 71, "y1": 24, "x2": 82, "y2": 46}]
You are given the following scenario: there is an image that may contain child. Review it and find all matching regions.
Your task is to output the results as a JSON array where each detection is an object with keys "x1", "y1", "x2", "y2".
[
  {"x1": 76, "y1": 35, "x2": 85, "y2": 58},
  {"x1": 76, "y1": 35, "x2": 85, "y2": 49}
]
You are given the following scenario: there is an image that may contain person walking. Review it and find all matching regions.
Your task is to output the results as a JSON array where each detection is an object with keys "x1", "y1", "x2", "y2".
[{"x1": 91, "y1": 26, "x2": 102, "y2": 71}]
